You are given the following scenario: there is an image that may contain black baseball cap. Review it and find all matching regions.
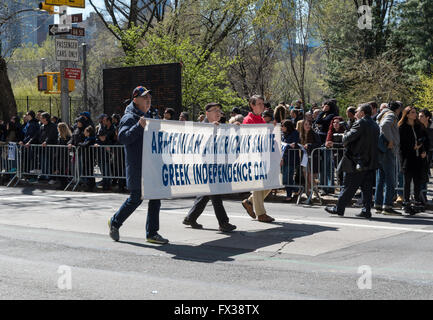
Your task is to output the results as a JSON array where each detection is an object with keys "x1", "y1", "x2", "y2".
[
  {"x1": 205, "y1": 102, "x2": 222, "y2": 111},
  {"x1": 132, "y1": 86, "x2": 152, "y2": 99}
]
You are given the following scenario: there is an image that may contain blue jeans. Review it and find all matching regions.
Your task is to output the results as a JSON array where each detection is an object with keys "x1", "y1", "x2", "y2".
[
  {"x1": 374, "y1": 150, "x2": 395, "y2": 208},
  {"x1": 282, "y1": 164, "x2": 296, "y2": 197},
  {"x1": 111, "y1": 189, "x2": 160, "y2": 238}
]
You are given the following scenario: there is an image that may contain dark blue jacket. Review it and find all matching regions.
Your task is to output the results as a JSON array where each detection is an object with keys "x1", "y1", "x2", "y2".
[
  {"x1": 118, "y1": 101, "x2": 149, "y2": 190},
  {"x1": 22, "y1": 119, "x2": 40, "y2": 144},
  {"x1": 314, "y1": 111, "x2": 337, "y2": 144},
  {"x1": 282, "y1": 130, "x2": 300, "y2": 167}
]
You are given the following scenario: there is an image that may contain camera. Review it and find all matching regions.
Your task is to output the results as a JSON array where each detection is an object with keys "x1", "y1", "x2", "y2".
[{"x1": 333, "y1": 133, "x2": 344, "y2": 144}]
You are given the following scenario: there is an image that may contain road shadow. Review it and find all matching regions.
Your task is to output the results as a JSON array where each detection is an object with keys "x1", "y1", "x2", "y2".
[{"x1": 119, "y1": 221, "x2": 337, "y2": 263}]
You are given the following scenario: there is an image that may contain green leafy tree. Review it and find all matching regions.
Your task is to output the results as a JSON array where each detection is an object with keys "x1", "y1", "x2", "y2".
[
  {"x1": 415, "y1": 75, "x2": 433, "y2": 111},
  {"x1": 390, "y1": 0, "x2": 433, "y2": 77},
  {"x1": 120, "y1": 25, "x2": 244, "y2": 115}
]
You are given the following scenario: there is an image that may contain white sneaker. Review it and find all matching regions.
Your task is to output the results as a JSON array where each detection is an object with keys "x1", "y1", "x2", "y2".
[{"x1": 48, "y1": 179, "x2": 56, "y2": 185}]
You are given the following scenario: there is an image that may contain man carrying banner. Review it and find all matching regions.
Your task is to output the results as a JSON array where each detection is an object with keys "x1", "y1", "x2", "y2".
[
  {"x1": 182, "y1": 102, "x2": 237, "y2": 232},
  {"x1": 241, "y1": 95, "x2": 275, "y2": 223},
  {"x1": 108, "y1": 86, "x2": 169, "y2": 244}
]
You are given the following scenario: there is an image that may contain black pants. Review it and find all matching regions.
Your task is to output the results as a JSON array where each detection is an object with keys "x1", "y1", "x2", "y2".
[
  {"x1": 336, "y1": 170, "x2": 375, "y2": 215},
  {"x1": 404, "y1": 170, "x2": 423, "y2": 203},
  {"x1": 186, "y1": 195, "x2": 229, "y2": 226}
]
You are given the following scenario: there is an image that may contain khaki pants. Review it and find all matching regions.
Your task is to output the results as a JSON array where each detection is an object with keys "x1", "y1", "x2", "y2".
[{"x1": 248, "y1": 189, "x2": 272, "y2": 216}]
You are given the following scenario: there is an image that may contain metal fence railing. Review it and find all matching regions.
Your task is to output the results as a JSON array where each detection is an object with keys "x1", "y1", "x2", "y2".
[
  {"x1": 0, "y1": 143, "x2": 18, "y2": 187},
  {"x1": 73, "y1": 145, "x2": 125, "y2": 191},
  {"x1": 2, "y1": 143, "x2": 430, "y2": 205}
]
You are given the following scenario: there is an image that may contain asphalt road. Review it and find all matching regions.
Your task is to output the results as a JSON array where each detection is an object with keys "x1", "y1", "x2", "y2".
[{"x1": 1, "y1": 186, "x2": 433, "y2": 300}]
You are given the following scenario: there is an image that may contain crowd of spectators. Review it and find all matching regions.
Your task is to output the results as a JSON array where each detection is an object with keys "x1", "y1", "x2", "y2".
[
  {"x1": 1, "y1": 99, "x2": 432, "y2": 215},
  {"x1": 0, "y1": 110, "x2": 125, "y2": 192}
]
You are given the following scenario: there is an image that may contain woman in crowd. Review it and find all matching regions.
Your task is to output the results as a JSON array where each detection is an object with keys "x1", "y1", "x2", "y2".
[
  {"x1": 55, "y1": 122, "x2": 72, "y2": 189},
  {"x1": 418, "y1": 109, "x2": 433, "y2": 203},
  {"x1": 67, "y1": 117, "x2": 86, "y2": 148},
  {"x1": 298, "y1": 119, "x2": 322, "y2": 196},
  {"x1": 281, "y1": 120, "x2": 300, "y2": 202},
  {"x1": 78, "y1": 125, "x2": 97, "y2": 192},
  {"x1": 274, "y1": 104, "x2": 287, "y2": 123},
  {"x1": 398, "y1": 106, "x2": 429, "y2": 214},
  {"x1": 325, "y1": 116, "x2": 346, "y2": 186}
]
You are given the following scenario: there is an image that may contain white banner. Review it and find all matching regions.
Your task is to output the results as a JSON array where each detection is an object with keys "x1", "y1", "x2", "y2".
[{"x1": 141, "y1": 119, "x2": 282, "y2": 200}]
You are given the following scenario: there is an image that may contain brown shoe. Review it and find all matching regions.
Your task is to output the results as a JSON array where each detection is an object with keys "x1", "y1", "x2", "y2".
[
  {"x1": 242, "y1": 199, "x2": 256, "y2": 219},
  {"x1": 257, "y1": 213, "x2": 275, "y2": 223}
]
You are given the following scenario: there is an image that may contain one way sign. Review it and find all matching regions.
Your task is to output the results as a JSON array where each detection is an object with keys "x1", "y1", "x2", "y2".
[
  {"x1": 49, "y1": 25, "x2": 85, "y2": 37},
  {"x1": 49, "y1": 24, "x2": 70, "y2": 36}
]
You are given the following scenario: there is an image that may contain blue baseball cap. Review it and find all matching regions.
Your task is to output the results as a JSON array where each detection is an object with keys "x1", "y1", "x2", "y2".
[{"x1": 132, "y1": 86, "x2": 152, "y2": 99}]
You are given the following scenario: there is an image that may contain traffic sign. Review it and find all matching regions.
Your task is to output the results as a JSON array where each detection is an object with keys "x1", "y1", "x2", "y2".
[
  {"x1": 64, "y1": 68, "x2": 81, "y2": 80},
  {"x1": 55, "y1": 38, "x2": 79, "y2": 62},
  {"x1": 49, "y1": 25, "x2": 85, "y2": 36},
  {"x1": 49, "y1": 24, "x2": 69, "y2": 35},
  {"x1": 70, "y1": 27, "x2": 85, "y2": 37},
  {"x1": 71, "y1": 13, "x2": 82, "y2": 23},
  {"x1": 44, "y1": 0, "x2": 85, "y2": 8}
]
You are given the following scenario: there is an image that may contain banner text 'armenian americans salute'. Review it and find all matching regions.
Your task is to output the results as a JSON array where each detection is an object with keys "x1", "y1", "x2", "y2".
[{"x1": 141, "y1": 120, "x2": 282, "y2": 199}]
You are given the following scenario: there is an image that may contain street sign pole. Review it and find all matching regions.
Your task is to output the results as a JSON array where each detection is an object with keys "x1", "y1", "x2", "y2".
[
  {"x1": 82, "y1": 43, "x2": 88, "y2": 110},
  {"x1": 60, "y1": 35, "x2": 70, "y2": 125}
]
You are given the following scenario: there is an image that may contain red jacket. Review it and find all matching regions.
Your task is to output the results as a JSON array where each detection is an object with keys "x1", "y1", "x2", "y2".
[{"x1": 243, "y1": 112, "x2": 266, "y2": 124}]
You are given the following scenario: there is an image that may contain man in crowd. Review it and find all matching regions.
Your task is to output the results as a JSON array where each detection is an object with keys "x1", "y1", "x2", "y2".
[
  {"x1": 182, "y1": 102, "x2": 237, "y2": 232},
  {"x1": 369, "y1": 101, "x2": 378, "y2": 121},
  {"x1": 374, "y1": 101, "x2": 403, "y2": 215},
  {"x1": 179, "y1": 112, "x2": 189, "y2": 121},
  {"x1": 39, "y1": 112, "x2": 58, "y2": 183},
  {"x1": 80, "y1": 111, "x2": 94, "y2": 129},
  {"x1": 241, "y1": 95, "x2": 275, "y2": 223},
  {"x1": 108, "y1": 86, "x2": 169, "y2": 244},
  {"x1": 96, "y1": 115, "x2": 116, "y2": 191},
  {"x1": 230, "y1": 107, "x2": 242, "y2": 119},
  {"x1": 325, "y1": 103, "x2": 380, "y2": 218},
  {"x1": 346, "y1": 106, "x2": 357, "y2": 130}
]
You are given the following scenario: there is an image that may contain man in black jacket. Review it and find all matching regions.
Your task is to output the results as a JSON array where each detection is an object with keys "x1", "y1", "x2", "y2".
[
  {"x1": 325, "y1": 103, "x2": 380, "y2": 218},
  {"x1": 40, "y1": 112, "x2": 58, "y2": 182},
  {"x1": 96, "y1": 115, "x2": 116, "y2": 190}
]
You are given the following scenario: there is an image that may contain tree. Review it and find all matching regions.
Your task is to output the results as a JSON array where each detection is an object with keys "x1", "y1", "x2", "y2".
[
  {"x1": 415, "y1": 75, "x2": 433, "y2": 112},
  {"x1": 121, "y1": 26, "x2": 244, "y2": 115},
  {"x1": 279, "y1": 0, "x2": 317, "y2": 109},
  {"x1": 390, "y1": 0, "x2": 433, "y2": 77},
  {"x1": 314, "y1": 0, "x2": 408, "y2": 106},
  {"x1": 89, "y1": 0, "x2": 171, "y2": 54},
  {"x1": 223, "y1": 7, "x2": 283, "y2": 101}
]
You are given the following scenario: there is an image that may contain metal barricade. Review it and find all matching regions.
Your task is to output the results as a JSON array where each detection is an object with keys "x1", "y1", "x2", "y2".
[
  {"x1": 281, "y1": 146, "x2": 309, "y2": 204},
  {"x1": 0, "y1": 143, "x2": 19, "y2": 186},
  {"x1": 12, "y1": 144, "x2": 77, "y2": 190},
  {"x1": 74, "y1": 144, "x2": 125, "y2": 191},
  {"x1": 306, "y1": 147, "x2": 430, "y2": 205},
  {"x1": 306, "y1": 146, "x2": 346, "y2": 205}
]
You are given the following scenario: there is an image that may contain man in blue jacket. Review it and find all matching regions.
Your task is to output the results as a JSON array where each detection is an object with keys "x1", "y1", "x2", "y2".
[{"x1": 108, "y1": 86, "x2": 169, "y2": 244}]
